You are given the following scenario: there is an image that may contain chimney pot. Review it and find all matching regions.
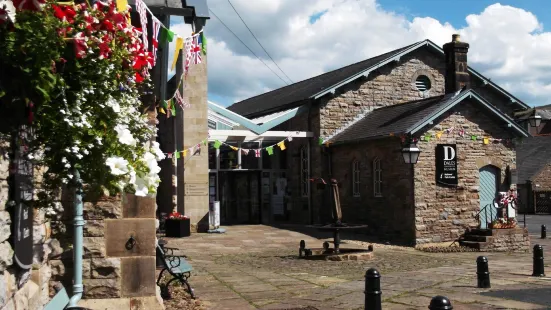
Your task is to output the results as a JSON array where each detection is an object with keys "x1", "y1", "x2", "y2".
[
  {"x1": 443, "y1": 35, "x2": 470, "y2": 94},
  {"x1": 452, "y1": 34, "x2": 461, "y2": 42}
]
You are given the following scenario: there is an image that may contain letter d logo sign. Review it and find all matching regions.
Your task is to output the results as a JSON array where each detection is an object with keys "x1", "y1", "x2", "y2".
[{"x1": 443, "y1": 146, "x2": 455, "y2": 161}]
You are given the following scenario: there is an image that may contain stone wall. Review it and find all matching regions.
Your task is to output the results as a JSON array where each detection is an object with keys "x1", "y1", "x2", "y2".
[
  {"x1": 484, "y1": 228, "x2": 530, "y2": 252},
  {"x1": 0, "y1": 134, "x2": 53, "y2": 310},
  {"x1": 319, "y1": 49, "x2": 446, "y2": 138},
  {"x1": 531, "y1": 162, "x2": 551, "y2": 190},
  {"x1": 414, "y1": 100, "x2": 517, "y2": 244},
  {"x1": 182, "y1": 45, "x2": 209, "y2": 232},
  {"x1": 330, "y1": 138, "x2": 415, "y2": 244}
]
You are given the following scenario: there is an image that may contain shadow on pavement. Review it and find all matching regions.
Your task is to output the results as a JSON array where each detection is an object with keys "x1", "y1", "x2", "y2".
[{"x1": 480, "y1": 287, "x2": 551, "y2": 307}]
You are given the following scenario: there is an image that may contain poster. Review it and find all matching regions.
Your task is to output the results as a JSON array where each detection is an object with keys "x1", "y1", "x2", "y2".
[{"x1": 435, "y1": 144, "x2": 458, "y2": 186}]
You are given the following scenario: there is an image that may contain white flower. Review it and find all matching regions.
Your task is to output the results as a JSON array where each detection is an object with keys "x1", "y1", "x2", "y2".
[
  {"x1": 151, "y1": 141, "x2": 165, "y2": 160},
  {"x1": 134, "y1": 177, "x2": 149, "y2": 197},
  {"x1": 61, "y1": 157, "x2": 67, "y2": 163},
  {"x1": 95, "y1": 137, "x2": 102, "y2": 145},
  {"x1": 76, "y1": 154, "x2": 83, "y2": 159},
  {"x1": 114, "y1": 124, "x2": 136, "y2": 146},
  {"x1": 83, "y1": 149, "x2": 89, "y2": 155},
  {"x1": 105, "y1": 156, "x2": 129, "y2": 176},
  {"x1": 67, "y1": 174, "x2": 73, "y2": 179}
]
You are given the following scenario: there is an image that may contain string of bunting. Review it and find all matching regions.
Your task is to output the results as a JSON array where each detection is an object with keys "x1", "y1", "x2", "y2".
[
  {"x1": 164, "y1": 134, "x2": 295, "y2": 159},
  {"x1": 388, "y1": 127, "x2": 515, "y2": 146}
]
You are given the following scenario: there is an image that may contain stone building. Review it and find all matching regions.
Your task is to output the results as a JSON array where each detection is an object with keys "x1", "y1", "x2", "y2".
[
  {"x1": 517, "y1": 136, "x2": 551, "y2": 214},
  {"x1": 226, "y1": 34, "x2": 533, "y2": 248}
]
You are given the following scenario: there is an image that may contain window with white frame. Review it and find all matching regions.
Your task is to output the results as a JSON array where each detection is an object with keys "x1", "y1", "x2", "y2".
[
  {"x1": 373, "y1": 158, "x2": 382, "y2": 197},
  {"x1": 352, "y1": 160, "x2": 360, "y2": 197},
  {"x1": 300, "y1": 146, "x2": 309, "y2": 197}
]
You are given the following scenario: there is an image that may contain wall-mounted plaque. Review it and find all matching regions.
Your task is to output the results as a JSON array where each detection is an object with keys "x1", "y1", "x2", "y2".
[
  {"x1": 435, "y1": 144, "x2": 458, "y2": 186},
  {"x1": 184, "y1": 183, "x2": 208, "y2": 196}
]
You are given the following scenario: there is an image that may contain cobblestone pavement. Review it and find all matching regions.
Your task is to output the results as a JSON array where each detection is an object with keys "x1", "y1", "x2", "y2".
[{"x1": 165, "y1": 225, "x2": 551, "y2": 310}]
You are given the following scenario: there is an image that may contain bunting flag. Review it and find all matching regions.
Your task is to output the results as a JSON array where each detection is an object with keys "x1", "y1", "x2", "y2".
[
  {"x1": 167, "y1": 153, "x2": 173, "y2": 159},
  {"x1": 171, "y1": 37, "x2": 184, "y2": 71},
  {"x1": 201, "y1": 32, "x2": 207, "y2": 55},
  {"x1": 213, "y1": 140, "x2": 221, "y2": 149},
  {"x1": 135, "y1": 0, "x2": 148, "y2": 51},
  {"x1": 471, "y1": 135, "x2": 477, "y2": 141},
  {"x1": 116, "y1": 0, "x2": 127, "y2": 12},
  {"x1": 184, "y1": 35, "x2": 194, "y2": 75},
  {"x1": 436, "y1": 132, "x2": 442, "y2": 139},
  {"x1": 159, "y1": 27, "x2": 175, "y2": 43},
  {"x1": 175, "y1": 151, "x2": 180, "y2": 159},
  {"x1": 266, "y1": 146, "x2": 274, "y2": 155},
  {"x1": 242, "y1": 149, "x2": 249, "y2": 155},
  {"x1": 288, "y1": 136, "x2": 293, "y2": 142},
  {"x1": 483, "y1": 137, "x2": 489, "y2": 145},
  {"x1": 183, "y1": 150, "x2": 188, "y2": 157},
  {"x1": 151, "y1": 18, "x2": 162, "y2": 66},
  {"x1": 193, "y1": 34, "x2": 203, "y2": 65},
  {"x1": 420, "y1": 126, "x2": 511, "y2": 146},
  {"x1": 230, "y1": 146, "x2": 238, "y2": 151},
  {"x1": 174, "y1": 90, "x2": 185, "y2": 107},
  {"x1": 255, "y1": 150, "x2": 261, "y2": 158},
  {"x1": 277, "y1": 141, "x2": 286, "y2": 151},
  {"x1": 318, "y1": 137, "x2": 323, "y2": 145}
]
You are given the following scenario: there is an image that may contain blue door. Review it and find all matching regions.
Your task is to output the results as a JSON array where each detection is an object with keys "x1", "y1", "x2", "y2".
[{"x1": 479, "y1": 165, "x2": 499, "y2": 229}]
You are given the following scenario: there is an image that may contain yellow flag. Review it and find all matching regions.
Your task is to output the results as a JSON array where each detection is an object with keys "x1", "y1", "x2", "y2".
[
  {"x1": 183, "y1": 150, "x2": 188, "y2": 157},
  {"x1": 159, "y1": 107, "x2": 166, "y2": 114},
  {"x1": 116, "y1": 0, "x2": 127, "y2": 12},
  {"x1": 230, "y1": 146, "x2": 238, "y2": 151},
  {"x1": 171, "y1": 37, "x2": 184, "y2": 71},
  {"x1": 278, "y1": 141, "x2": 286, "y2": 151},
  {"x1": 483, "y1": 137, "x2": 489, "y2": 145},
  {"x1": 436, "y1": 132, "x2": 442, "y2": 139}
]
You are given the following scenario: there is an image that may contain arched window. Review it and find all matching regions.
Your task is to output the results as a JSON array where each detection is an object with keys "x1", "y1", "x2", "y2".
[
  {"x1": 300, "y1": 146, "x2": 309, "y2": 197},
  {"x1": 373, "y1": 158, "x2": 382, "y2": 197},
  {"x1": 352, "y1": 160, "x2": 360, "y2": 197}
]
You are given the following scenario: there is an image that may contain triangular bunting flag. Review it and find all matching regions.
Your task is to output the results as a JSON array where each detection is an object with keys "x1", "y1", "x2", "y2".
[
  {"x1": 277, "y1": 141, "x2": 286, "y2": 151},
  {"x1": 203, "y1": 139, "x2": 208, "y2": 146},
  {"x1": 159, "y1": 28, "x2": 175, "y2": 43},
  {"x1": 213, "y1": 140, "x2": 221, "y2": 149},
  {"x1": 135, "y1": 0, "x2": 148, "y2": 51},
  {"x1": 175, "y1": 151, "x2": 180, "y2": 159},
  {"x1": 171, "y1": 37, "x2": 184, "y2": 71},
  {"x1": 116, "y1": 0, "x2": 127, "y2": 12},
  {"x1": 151, "y1": 19, "x2": 162, "y2": 65},
  {"x1": 288, "y1": 136, "x2": 293, "y2": 142},
  {"x1": 200, "y1": 32, "x2": 207, "y2": 55},
  {"x1": 266, "y1": 146, "x2": 274, "y2": 155},
  {"x1": 318, "y1": 137, "x2": 323, "y2": 145},
  {"x1": 242, "y1": 149, "x2": 249, "y2": 155},
  {"x1": 230, "y1": 146, "x2": 238, "y2": 151},
  {"x1": 425, "y1": 135, "x2": 431, "y2": 142},
  {"x1": 159, "y1": 107, "x2": 166, "y2": 114},
  {"x1": 483, "y1": 137, "x2": 489, "y2": 145},
  {"x1": 471, "y1": 135, "x2": 477, "y2": 141},
  {"x1": 167, "y1": 153, "x2": 173, "y2": 158},
  {"x1": 170, "y1": 99, "x2": 176, "y2": 116},
  {"x1": 255, "y1": 150, "x2": 261, "y2": 158}
]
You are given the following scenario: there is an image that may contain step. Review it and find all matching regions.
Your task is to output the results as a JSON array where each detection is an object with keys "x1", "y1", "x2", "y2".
[
  {"x1": 467, "y1": 229, "x2": 493, "y2": 236},
  {"x1": 463, "y1": 235, "x2": 492, "y2": 242},
  {"x1": 459, "y1": 240, "x2": 488, "y2": 250}
]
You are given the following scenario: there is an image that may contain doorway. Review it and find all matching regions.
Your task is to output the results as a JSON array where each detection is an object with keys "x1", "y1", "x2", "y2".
[
  {"x1": 479, "y1": 165, "x2": 500, "y2": 229},
  {"x1": 218, "y1": 171, "x2": 261, "y2": 224}
]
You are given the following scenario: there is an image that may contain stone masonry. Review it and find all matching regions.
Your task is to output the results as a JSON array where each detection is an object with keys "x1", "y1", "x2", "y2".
[
  {"x1": 0, "y1": 134, "x2": 54, "y2": 310},
  {"x1": 531, "y1": 162, "x2": 551, "y2": 190},
  {"x1": 414, "y1": 100, "x2": 516, "y2": 244},
  {"x1": 182, "y1": 45, "x2": 209, "y2": 232}
]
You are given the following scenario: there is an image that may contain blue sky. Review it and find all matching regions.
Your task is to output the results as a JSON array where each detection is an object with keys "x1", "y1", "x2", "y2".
[{"x1": 171, "y1": 0, "x2": 551, "y2": 107}]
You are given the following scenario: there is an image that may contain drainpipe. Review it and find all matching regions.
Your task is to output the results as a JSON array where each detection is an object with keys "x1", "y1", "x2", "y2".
[
  {"x1": 307, "y1": 101, "x2": 313, "y2": 225},
  {"x1": 68, "y1": 169, "x2": 84, "y2": 308}
]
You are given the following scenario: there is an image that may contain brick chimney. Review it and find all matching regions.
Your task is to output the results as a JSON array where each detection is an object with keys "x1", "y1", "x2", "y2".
[{"x1": 443, "y1": 34, "x2": 470, "y2": 93}]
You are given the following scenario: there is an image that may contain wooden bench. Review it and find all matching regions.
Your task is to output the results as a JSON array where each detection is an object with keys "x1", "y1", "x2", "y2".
[{"x1": 156, "y1": 243, "x2": 195, "y2": 299}]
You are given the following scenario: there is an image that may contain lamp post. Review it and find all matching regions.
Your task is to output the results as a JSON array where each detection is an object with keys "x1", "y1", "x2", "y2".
[
  {"x1": 529, "y1": 114, "x2": 542, "y2": 128},
  {"x1": 401, "y1": 140, "x2": 421, "y2": 165}
]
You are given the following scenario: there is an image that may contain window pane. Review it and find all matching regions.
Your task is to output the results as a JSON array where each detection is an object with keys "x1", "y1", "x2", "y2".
[
  {"x1": 219, "y1": 142, "x2": 238, "y2": 169},
  {"x1": 208, "y1": 142, "x2": 216, "y2": 170}
]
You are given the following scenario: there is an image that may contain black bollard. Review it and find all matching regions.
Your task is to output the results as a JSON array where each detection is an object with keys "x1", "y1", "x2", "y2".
[
  {"x1": 428, "y1": 296, "x2": 453, "y2": 310},
  {"x1": 542, "y1": 225, "x2": 547, "y2": 239},
  {"x1": 476, "y1": 256, "x2": 491, "y2": 288},
  {"x1": 532, "y1": 244, "x2": 546, "y2": 277},
  {"x1": 364, "y1": 268, "x2": 382, "y2": 310},
  {"x1": 299, "y1": 240, "x2": 305, "y2": 258}
]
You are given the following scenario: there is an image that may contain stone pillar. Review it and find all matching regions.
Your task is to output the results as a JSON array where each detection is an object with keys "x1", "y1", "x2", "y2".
[
  {"x1": 51, "y1": 194, "x2": 163, "y2": 309},
  {"x1": 181, "y1": 35, "x2": 209, "y2": 232}
]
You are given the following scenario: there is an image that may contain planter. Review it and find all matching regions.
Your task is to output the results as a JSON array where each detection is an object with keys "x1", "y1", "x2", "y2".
[{"x1": 165, "y1": 218, "x2": 191, "y2": 238}]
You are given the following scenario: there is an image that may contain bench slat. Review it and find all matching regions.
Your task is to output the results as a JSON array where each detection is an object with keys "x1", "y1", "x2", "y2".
[{"x1": 166, "y1": 257, "x2": 192, "y2": 274}]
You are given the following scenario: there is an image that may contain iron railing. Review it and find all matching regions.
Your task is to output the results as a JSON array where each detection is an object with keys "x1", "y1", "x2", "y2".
[{"x1": 475, "y1": 198, "x2": 525, "y2": 229}]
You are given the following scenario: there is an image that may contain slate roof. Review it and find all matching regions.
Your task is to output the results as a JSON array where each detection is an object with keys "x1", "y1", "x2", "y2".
[
  {"x1": 227, "y1": 42, "x2": 419, "y2": 117},
  {"x1": 328, "y1": 94, "x2": 450, "y2": 144},
  {"x1": 517, "y1": 136, "x2": 551, "y2": 183},
  {"x1": 328, "y1": 89, "x2": 529, "y2": 145}
]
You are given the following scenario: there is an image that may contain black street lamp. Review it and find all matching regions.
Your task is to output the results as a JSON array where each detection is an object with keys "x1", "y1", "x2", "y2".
[
  {"x1": 529, "y1": 114, "x2": 542, "y2": 128},
  {"x1": 401, "y1": 141, "x2": 421, "y2": 164}
]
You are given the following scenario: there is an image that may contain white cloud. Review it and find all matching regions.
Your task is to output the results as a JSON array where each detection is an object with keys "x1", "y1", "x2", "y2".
[{"x1": 175, "y1": 0, "x2": 551, "y2": 106}]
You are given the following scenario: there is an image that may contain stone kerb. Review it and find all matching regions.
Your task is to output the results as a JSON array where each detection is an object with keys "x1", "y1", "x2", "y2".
[{"x1": 49, "y1": 192, "x2": 163, "y2": 309}]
